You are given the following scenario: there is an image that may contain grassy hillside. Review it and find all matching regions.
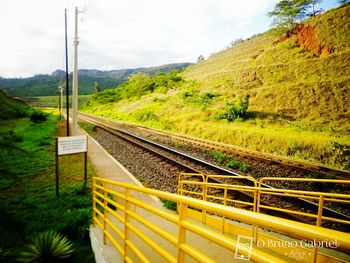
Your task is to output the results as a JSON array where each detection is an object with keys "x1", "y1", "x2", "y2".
[
  {"x1": 184, "y1": 5, "x2": 350, "y2": 127},
  {"x1": 0, "y1": 89, "x2": 29, "y2": 119},
  {"x1": 82, "y1": 5, "x2": 350, "y2": 170}
]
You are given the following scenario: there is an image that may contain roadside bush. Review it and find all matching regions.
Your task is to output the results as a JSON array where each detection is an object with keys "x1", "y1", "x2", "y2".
[
  {"x1": 225, "y1": 159, "x2": 240, "y2": 169},
  {"x1": 212, "y1": 150, "x2": 251, "y2": 172},
  {"x1": 134, "y1": 109, "x2": 158, "y2": 122},
  {"x1": 331, "y1": 142, "x2": 350, "y2": 170},
  {"x1": 180, "y1": 91, "x2": 217, "y2": 109},
  {"x1": 29, "y1": 110, "x2": 48, "y2": 123},
  {"x1": 161, "y1": 199, "x2": 177, "y2": 211},
  {"x1": 212, "y1": 150, "x2": 228, "y2": 164},
  {"x1": 238, "y1": 163, "x2": 251, "y2": 172},
  {"x1": 56, "y1": 208, "x2": 92, "y2": 240},
  {"x1": 225, "y1": 96, "x2": 249, "y2": 122}
]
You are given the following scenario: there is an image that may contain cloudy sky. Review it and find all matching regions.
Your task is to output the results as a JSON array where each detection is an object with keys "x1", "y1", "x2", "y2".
[{"x1": 0, "y1": 0, "x2": 338, "y2": 78}]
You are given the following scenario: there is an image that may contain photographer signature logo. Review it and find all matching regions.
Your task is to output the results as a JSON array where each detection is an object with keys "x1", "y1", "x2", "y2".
[
  {"x1": 234, "y1": 235, "x2": 253, "y2": 260},
  {"x1": 234, "y1": 235, "x2": 340, "y2": 261}
]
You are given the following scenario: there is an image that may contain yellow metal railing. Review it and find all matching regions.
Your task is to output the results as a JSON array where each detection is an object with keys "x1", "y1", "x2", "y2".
[
  {"x1": 92, "y1": 177, "x2": 350, "y2": 263},
  {"x1": 257, "y1": 177, "x2": 350, "y2": 227},
  {"x1": 178, "y1": 174, "x2": 350, "y2": 229}
]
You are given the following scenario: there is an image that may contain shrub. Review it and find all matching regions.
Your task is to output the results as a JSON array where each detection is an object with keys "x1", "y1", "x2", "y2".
[
  {"x1": 134, "y1": 110, "x2": 158, "y2": 122},
  {"x1": 56, "y1": 208, "x2": 92, "y2": 239},
  {"x1": 29, "y1": 110, "x2": 48, "y2": 123},
  {"x1": 198, "y1": 92, "x2": 217, "y2": 109},
  {"x1": 224, "y1": 159, "x2": 251, "y2": 172},
  {"x1": 181, "y1": 91, "x2": 217, "y2": 110},
  {"x1": 225, "y1": 159, "x2": 240, "y2": 169},
  {"x1": 212, "y1": 150, "x2": 228, "y2": 164},
  {"x1": 161, "y1": 199, "x2": 177, "y2": 211},
  {"x1": 18, "y1": 231, "x2": 74, "y2": 262},
  {"x1": 73, "y1": 182, "x2": 90, "y2": 196},
  {"x1": 225, "y1": 96, "x2": 249, "y2": 122},
  {"x1": 331, "y1": 141, "x2": 350, "y2": 170},
  {"x1": 239, "y1": 163, "x2": 251, "y2": 172}
]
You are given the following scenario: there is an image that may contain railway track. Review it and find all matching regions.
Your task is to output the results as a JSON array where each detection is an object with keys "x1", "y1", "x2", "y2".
[
  {"x1": 79, "y1": 113, "x2": 350, "y2": 230},
  {"x1": 78, "y1": 112, "x2": 350, "y2": 180}
]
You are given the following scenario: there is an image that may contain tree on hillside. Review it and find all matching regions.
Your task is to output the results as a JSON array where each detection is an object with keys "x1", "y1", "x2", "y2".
[
  {"x1": 228, "y1": 38, "x2": 244, "y2": 48},
  {"x1": 338, "y1": 0, "x2": 350, "y2": 5},
  {"x1": 197, "y1": 55, "x2": 204, "y2": 63},
  {"x1": 267, "y1": 0, "x2": 310, "y2": 29},
  {"x1": 94, "y1": 81, "x2": 100, "y2": 93},
  {"x1": 307, "y1": 0, "x2": 323, "y2": 17}
]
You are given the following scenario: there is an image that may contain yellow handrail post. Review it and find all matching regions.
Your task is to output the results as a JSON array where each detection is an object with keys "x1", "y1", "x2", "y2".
[
  {"x1": 202, "y1": 175, "x2": 208, "y2": 224},
  {"x1": 124, "y1": 188, "x2": 131, "y2": 262},
  {"x1": 316, "y1": 195, "x2": 325, "y2": 227},
  {"x1": 92, "y1": 178, "x2": 96, "y2": 227},
  {"x1": 255, "y1": 181, "x2": 263, "y2": 242},
  {"x1": 103, "y1": 182, "x2": 108, "y2": 245},
  {"x1": 312, "y1": 195, "x2": 325, "y2": 263},
  {"x1": 177, "y1": 175, "x2": 183, "y2": 214},
  {"x1": 177, "y1": 202, "x2": 187, "y2": 263},
  {"x1": 222, "y1": 185, "x2": 228, "y2": 233},
  {"x1": 177, "y1": 173, "x2": 182, "y2": 196},
  {"x1": 253, "y1": 181, "x2": 258, "y2": 242}
]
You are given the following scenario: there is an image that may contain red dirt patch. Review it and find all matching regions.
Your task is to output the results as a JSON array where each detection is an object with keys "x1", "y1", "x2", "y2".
[{"x1": 273, "y1": 24, "x2": 333, "y2": 57}]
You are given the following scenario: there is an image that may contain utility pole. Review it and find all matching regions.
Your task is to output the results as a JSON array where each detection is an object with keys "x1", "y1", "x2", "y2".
[
  {"x1": 58, "y1": 85, "x2": 63, "y2": 119},
  {"x1": 72, "y1": 7, "x2": 80, "y2": 135},
  {"x1": 65, "y1": 8, "x2": 70, "y2": 136},
  {"x1": 72, "y1": 6, "x2": 84, "y2": 135}
]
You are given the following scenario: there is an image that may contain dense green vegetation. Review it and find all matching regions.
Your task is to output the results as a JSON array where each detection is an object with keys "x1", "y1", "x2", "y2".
[
  {"x1": 90, "y1": 71, "x2": 184, "y2": 104},
  {"x1": 0, "y1": 73, "x2": 119, "y2": 97},
  {"x1": 0, "y1": 112, "x2": 95, "y2": 262},
  {"x1": 0, "y1": 89, "x2": 29, "y2": 119},
  {"x1": 268, "y1": 0, "x2": 323, "y2": 29},
  {"x1": 82, "y1": 4, "x2": 350, "y2": 170},
  {"x1": 0, "y1": 63, "x2": 191, "y2": 97},
  {"x1": 212, "y1": 150, "x2": 251, "y2": 173}
]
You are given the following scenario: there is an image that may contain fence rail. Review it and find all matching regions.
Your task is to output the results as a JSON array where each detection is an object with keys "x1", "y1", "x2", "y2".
[{"x1": 92, "y1": 176, "x2": 350, "y2": 263}]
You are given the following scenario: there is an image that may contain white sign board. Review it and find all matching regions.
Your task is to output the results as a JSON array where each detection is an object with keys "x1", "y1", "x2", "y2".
[{"x1": 58, "y1": 135, "x2": 87, "y2": 155}]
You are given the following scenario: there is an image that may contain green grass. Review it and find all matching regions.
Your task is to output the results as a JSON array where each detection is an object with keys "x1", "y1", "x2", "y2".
[
  {"x1": 82, "y1": 88, "x2": 350, "y2": 170},
  {"x1": 0, "y1": 113, "x2": 95, "y2": 262},
  {"x1": 160, "y1": 199, "x2": 177, "y2": 211},
  {"x1": 183, "y1": 5, "x2": 350, "y2": 128},
  {"x1": 212, "y1": 150, "x2": 251, "y2": 173},
  {"x1": 0, "y1": 89, "x2": 29, "y2": 119},
  {"x1": 81, "y1": 5, "x2": 350, "y2": 171}
]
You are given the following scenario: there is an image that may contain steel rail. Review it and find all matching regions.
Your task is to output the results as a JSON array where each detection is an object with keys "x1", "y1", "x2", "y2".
[
  {"x1": 78, "y1": 114, "x2": 350, "y2": 228},
  {"x1": 79, "y1": 112, "x2": 350, "y2": 179}
]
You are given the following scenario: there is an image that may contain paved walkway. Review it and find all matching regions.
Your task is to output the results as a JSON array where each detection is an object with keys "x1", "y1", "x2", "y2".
[{"x1": 77, "y1": 127, "x2": 248, "y2": 263}]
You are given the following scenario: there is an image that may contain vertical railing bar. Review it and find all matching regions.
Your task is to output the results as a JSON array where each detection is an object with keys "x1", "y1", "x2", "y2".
[
  {"x1": 312, "y1": 195, "x2": 324, "y2": 263},
  {"x1": 124, "y1": 188, "x2": 131, "y2": 262},
  {"x1": 177, "y1": 202, "x2": 187, "y2": 263},
  {"x1": 253, "y1": 180, "x2": 258, "y2": 242},
  {"x1": 103, "y1": 182, "x2": 108, "y2": 245},
  {"x1": 255, "y1": 181, "x2": 263, "y2": 243},
  {"x1": 92, "y1": 178, "x2": 96, "y2": 227},
  {"x1": 222, "y1": 186, "x2": 228, "y2": 233},
  {"x1": 202, "y1": 174, "x2": 207, "y2": 224}
]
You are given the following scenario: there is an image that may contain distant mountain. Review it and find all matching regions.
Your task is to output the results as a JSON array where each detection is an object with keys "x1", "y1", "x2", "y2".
[
  {"x1": 78, "y1": 63, "x2": 192, "y2": 79},
  {"x1": 0, "y1": 63, "x2": 191, "y2": 97}
]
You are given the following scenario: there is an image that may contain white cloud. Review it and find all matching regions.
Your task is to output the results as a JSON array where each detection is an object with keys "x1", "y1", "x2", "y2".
[{"x1": 0, "y1": 0, "x2": 279, "y2": 77}]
